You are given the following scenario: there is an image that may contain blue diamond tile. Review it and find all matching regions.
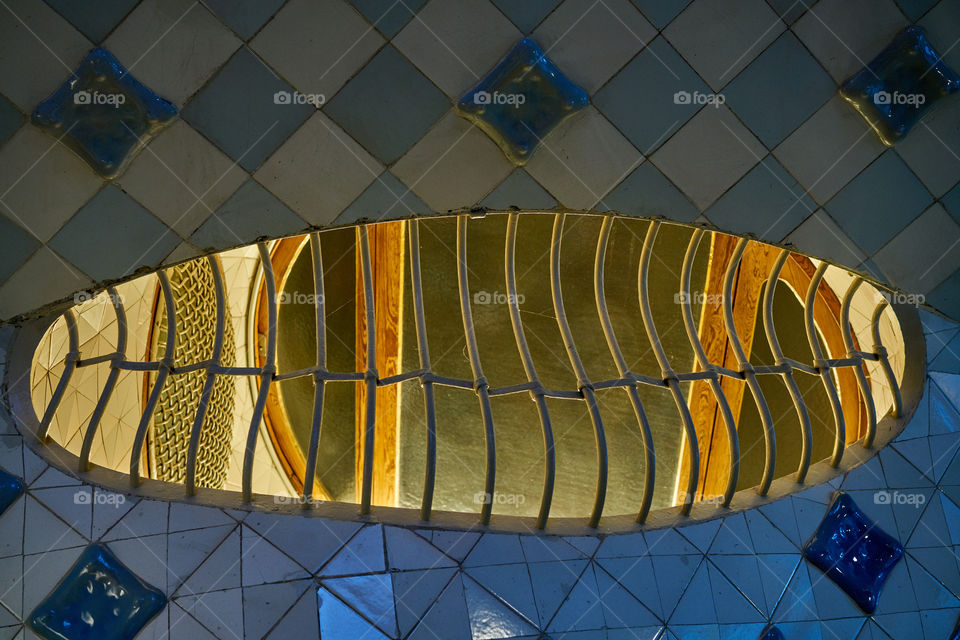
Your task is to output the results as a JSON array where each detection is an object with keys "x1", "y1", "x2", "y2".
[
  {"x1": 491, "y1": 0, "x2": 563, "y2": 33},
  {"x1": 182, "y1": 47, "x2": 313, "y2": 172},
  {"x1": 191, "y1": 179, "x2": 306, "y2": 250},
  {"x1": 825, "y1": 150, "x2": 933, "y2": 255},
  {"x1": 802, "y1": 492, "x2": 904, "y2": 614},
  {"x1": 0, "y1": 214, "x2": 39, "y2": 286},
  {"x1": 598, "y1": 162, "x2": 699, "y2": 222},
  {"x1": 346, "y1": 0, "x2": 427, "y2": 38},
  {"x1": 28, "y1": 543, "x2": 166, "y2": 640},
  {"x1": 840, "y1": 26, "x2": 960, "y2": 146},
  {"x1": 0, "y1": 94, "x2": 24, "y2": 149},
  {"x1": 335, "y1": 171, "x2": 431, "y2": 225},
  {"x1": 325, "y1": 45, "x2": 449, "y2": 165},
  {"x1": 895, "y1": 0, "x2": 939, "y2": 22},
  {"x1": 594, "y1": 36, "x2": 710, "y2": 155},
  {"x1": 724, "y1": 32, "x2": 835, "y2": 148},
  {"x1": 49, "y1": 185, "x2": 179, "y2": 281},
  {"x1": 31, "y1": 48, "x2": 178, "y2": 178},
  {"x1": 43, "y1": 0, "x2": 139, "y2": 43},
  {"x1": 705, "y1": 155, "x2": 817, "y2": 241},
  {"x1": 943, "y1": 180, "x2": 960, "y2": 226},
  {"x1": 202, "y1": 0, "x2": 287, "y2": 40},
  {"x1": 456, "y1": 37, "x2": 588, "y2": 165},
  {"x1": 0, "y1": 467, "x2": 24, "y2": 516},
  {"x1": 481, "y1": 167, "x2": 557, "y2": 210}
]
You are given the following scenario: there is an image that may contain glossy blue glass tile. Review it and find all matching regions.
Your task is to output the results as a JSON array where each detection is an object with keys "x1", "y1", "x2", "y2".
[
  {"x1": 0, "y1": 215, "x2": 39, "y2": 285},
  {"x1": 202, "y1": 0, "x2": 287, "y2": 40},
  {"x1": 457, "y1": 38, "x2": 588, "y2": 165},
  {"x1": 760, "y1": 624, "x2": 785, "y2": 639},
  {"x1": 594, "y1": 37, "x2": 709, "y2": 154},
  {"x1": 346, "y1": 0, "x2": 427, "y2": 38},
  {"x1": 840, "y1": 26, "x2": 960, "y2": 146},
  {"x1": 724, "y1": 32, "x2": 835, "y2": 148},
  {"x1": 0, "y1": 94, "x2": 24, "y2": 149},
  {"x1": 43, "y1": 0, "x2": 139, "y2": 43},
  {"x1": 182, "y1": 47, "x2": 313, "y2": 172},
  {"x1": 802, "y1": 492, "x2": 904, "y2": 614},
  {"x1": 0, "y1": 468, "x2": 24, "y2": 517},
  {"x1": 325, "y1": 45, "x2": 449, "y2": 165},
  {"x1": 28, "y1": 543, "x2": 166, "y2": 640},
  {"x1": 491, "y1": 0, "x2": 562, "y2": 33},
  {"x1": 951, "y1": 612, "x2": 960, "y2": 640},
  {"x1": 31, "y1": 48, "x2": 177, "y2": 178}
]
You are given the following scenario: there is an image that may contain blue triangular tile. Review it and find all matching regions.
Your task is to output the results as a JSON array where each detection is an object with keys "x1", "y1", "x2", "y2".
[
  {"x1": 820, "y1": 617, "x2": 866, "y2": 639},
  {"x1": 520, "y1": 535, "x2": 584, "y2": 562},
  {"x1": 317, "y1": 587, "x2": 391, "y2": 640},
  {"x1": 323, "y1": 573, "x2": 397, "y2": 638},
  {"x1": 841, "y1": 456, "x2": 887, "y2": 491},
  {"x1": 676, "y1": 519, "x2": 722, "y2": 553},
  {"x1": 408, "y1": 573, "x2": 472, "y2": 640},
  {"x1": 908, "y1": 547, "x2": 960, "y2": 597},
  {"x1": 705, "y1": 560, "x2": 765, "y2": 624},
  {"x1": 772, "y1": 562, "x2": 818, "y2": 622},
  {"x1": 905, "y1": 554, "x2": 960, "y2": 609},
  {"x1": 919, "y1": 607, "x2": 960, "y2": 639},
  {"x1": 319, "y1": 524, "x2": 385, "y2": 576},
  {"x1": 930, "y1": 433, "x2": 960, "y2": 482},
  {"x1": 756, "y1": 554, "x2": 801, "y2": 616},
  {"x1": 874, "y1": 611, "x2": 922, "y2": 639},
  {"x1": 879, "y1": 446, "x2": 934, "y2": 489},
  {"x1": 670, "y1": 560, "x2": 716, "y2": 625},
  {"x1": 759, "y1": 499, "x2": 802, "y2": 547},
  {"x1": 710, "y1": 513, "x2": 754, "y2": 554},
  {"x1": 528, "y1": 559, "x2": 588, "y2": 628},
  {"x1": 744, "y1": 510, "x2": 796, "y2": 553},
  {"x1": 462, "y1": 573, "x2": 538, "y2": 639},
  {"x1": 596, "y1": 555, "x2": 666, "y2": 621},
  {"x1": 546, "y1": 563, "x2": 604, "y2": 632},
  {"x1": 593, "y1": 563, "x2": 660, "y2": 628},
  {"x1": 708, "y1": 555, "x2": 766, "y2": 616},
  {"x1": 386, "y1": 527, "x2": 456, "y2": 570},
  {"x1": 930, "y1": 376, "x2": 960, "y2": 434},
  {"x1": 892, "y1": 439, "x2": 935, "y2": 482},
  {"x1": 466, "y1": 563, "x2": 539, "y2": 626},
  {"x1": 645, "y1": 528, "x2": 700, "y2": 555},
  {"x1": 894, "y1": 385, "x2": 929, "y2": 441},
  {"x1": 464, "y1": 533, "x2": 525, "y2": 567},
  {"x1": 908, "y1": 491, "x2": 951, "y2": 548},
  {"x1": 595, "y1": 532, "x2": 647, "y2": 558},
  {"x1": 890, "y1": 488, "x2": 935, "y2": 541},
  {"x1": 393, "y1": 567, "x2": 457, "y2": 637}
]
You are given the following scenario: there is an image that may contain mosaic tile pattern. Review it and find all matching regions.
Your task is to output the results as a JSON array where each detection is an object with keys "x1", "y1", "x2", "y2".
[{"x1": 31, "y1": 48, "x2": 177, "y2": 178}]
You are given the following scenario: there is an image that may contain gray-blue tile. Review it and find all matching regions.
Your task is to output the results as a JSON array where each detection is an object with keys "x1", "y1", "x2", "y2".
[
  {"x1": 324, "y1": 45, "x2": 449, "y2": 165},
  {"x1": 631, "y1": 0, "x2": 691, "y2": 28},
  {"x1": 766, "y1": 0, "x2": 807, "y2": 24},
  {"x1": 491, "y1": 0, "x2": 562, "y2": 33},
  {"x1": 597, "y1": 162, "x2": 700, "y2": 221},
  {"x1": 0, "y1": 214, "x2": 38, "y2": 285},
  {"x1": 706, "y1": 156, "x2": 816, "y2": 240},
  {"x1": 895, "y1": 0, "x2": 939, "y2": 21},
  {"x1": 594, "y1": 36, "x2": 710, "y2": 154},
  {"x1": 942, "y1": 180, "x2": 960, "y2": 225},
  {"x1": 928, "y1": 269, "x2": 960, "y2": 320},
  {"x1": 825, "y1": 150, "x2": 933, "y2": 254},
  {"x1": 724, "y1": 32, "x2": 835, "y2": 148},
  {"x1": 182, "y1": 47, "x2": 313, "y2": 171},
  {"x1": 346, "y1": 0, "x2": 427, "y2": 38},
  {"x1": 335, "y1": 171, "x2": 430, "y2": 224},
  {"x1": 49, "y1": 186, "x2": 179, "y2": 281},
  {"x1": 43, "y1": 0, "x2": 138, "y2": 42},
  {"x1": 191, "y1": 180, "x2": 306, "y2": 250},
  {"x1": 202, "y1": 0, "x2": 287, "y2": 40},
  {"x1": 0, "y1": 94, "x2": 23, "y2": 149},
  {"x1": 481, "y1": 168, "x2": 557, "y2": 210}
]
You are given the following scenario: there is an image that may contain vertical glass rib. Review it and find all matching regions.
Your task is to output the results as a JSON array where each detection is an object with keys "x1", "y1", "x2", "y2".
[
  {"x1": 841, "y1": 278, "x2": 878, "y2": 447},
  {"x1": 805, "y1": 262, "x2": 846, "y2": 467},
  {"x1": 358, "y1": 227, "x2": 377, "y2": 515},
  {"x1": 37, "y1": 310, "x2": 79, "y2": 441},
  {"x1": 302, "y1": 232, "x2": 327, "y2": 505},
  {"x1": 872, "y1": 301, "x2": 903, "y2": 419}
]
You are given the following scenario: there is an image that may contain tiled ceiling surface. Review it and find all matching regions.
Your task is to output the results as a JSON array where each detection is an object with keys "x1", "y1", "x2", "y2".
[{"x1": 0, "y1": 0, "x2": 958, "y2": 324}]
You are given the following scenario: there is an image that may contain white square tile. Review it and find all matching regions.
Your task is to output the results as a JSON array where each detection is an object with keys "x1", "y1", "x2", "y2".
[
  {"x1": 255, "y1": 112, "x2": 383, "y2": 225},
  {"x1": 650, "y1": 105, "x2": 765, "y2": 210},
  {"x1": 393, "y1": 0, "x2": 521, "y2": 97},
  {"x1": 664, "y1": 0, "x2": 784, "y2": 89},
  {"x1": 533, "y1": 0, "x2": 655, "y2": 94},
  {"x1": 773, "y1": 95, "x2": 885, "y2": 204},
  {"x1": 251, "y1": 0, "x2": 384, "y2": 99},
  {"x1": 525, "y1": 106, "x2": 643, "y2": 208},
  {"x1": 118, "y1": 121, "x2": 247, "y2": 238},
  {"x1": 106, "y1": 0, "x2": 241, "y2": 105},
  {"x1": 785, "y1": 209, "x2": 866, "y2": 269},
  {"x1": 0, "y1": 247, "x2": 92, "y2": 320},
  {"x1": 874, "y1": 204, "x2": 960, "y2": 294},
  {"x1": 793, "y1": 0, "x2": 906, "y2": 82},
  {"x1": 392, "y1": 111, "x2": 514, "y2": 211},
  {"x1": 0, "y1": 0, "x2": 90, "y2": 110},
  {"x1": 0, "y1": 127, "x2": 103, "y2": 242}
]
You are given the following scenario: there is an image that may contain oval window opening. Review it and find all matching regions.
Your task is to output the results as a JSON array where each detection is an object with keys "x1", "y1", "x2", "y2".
[{"x1": 17, "y1": 213, "x2": 920, "y2": 531}]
